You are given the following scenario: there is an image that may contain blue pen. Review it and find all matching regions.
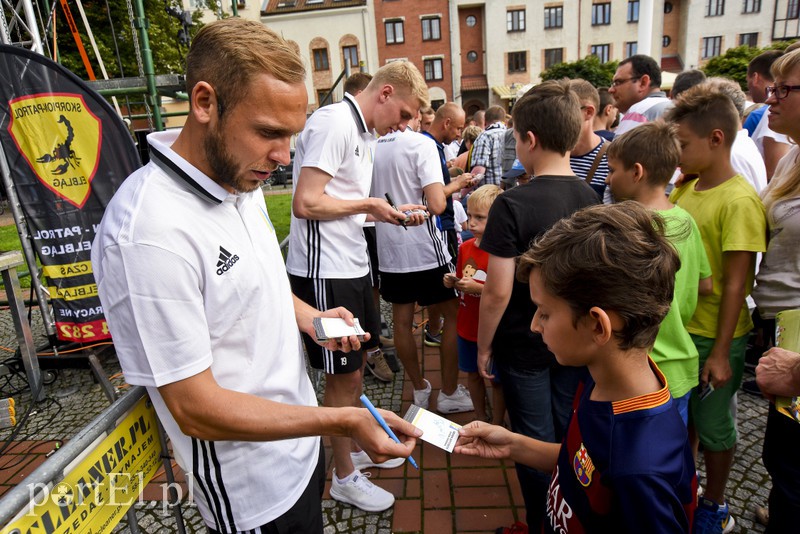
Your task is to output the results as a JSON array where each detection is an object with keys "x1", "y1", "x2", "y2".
[{"x1": 359, "y1": 394, "x2": 419, "y2": 470}]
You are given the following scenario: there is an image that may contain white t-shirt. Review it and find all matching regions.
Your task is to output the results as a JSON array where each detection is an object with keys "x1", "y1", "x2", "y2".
[
  {"x1": 371, "y1": 129, "x2": 451, "y2": 272},
  {"x1": 286, "y1": 93, "x2": 377, "y2": 278},
  {"x1": 92, "y1": 131, "x2": 319, "y2": 532},
  {"x1": 444, "y1": 139, "x2": 461, "y2": 161},
  {"x1": 731, "y1": 129, "x2": 768, "y2": 194},
  {"x1": 453, "y1": 200, "x2": 468, "y2": 233},
  {"x1": 752, "y1": 108, "x2": 790, "y2": 158}
]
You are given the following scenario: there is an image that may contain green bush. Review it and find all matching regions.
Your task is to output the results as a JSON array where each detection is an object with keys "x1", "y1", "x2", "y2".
[
  {"x1": 702, "y1": 41, "x2": 797, "y2": 92},
  {"x1": 540, "y1": 55, "x2": 620, "y2": 88}
]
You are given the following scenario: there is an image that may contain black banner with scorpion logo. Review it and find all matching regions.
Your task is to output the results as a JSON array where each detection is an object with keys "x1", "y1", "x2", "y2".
[{"x1": 0, "y1": 45, "x2": 141, "y2": 342}]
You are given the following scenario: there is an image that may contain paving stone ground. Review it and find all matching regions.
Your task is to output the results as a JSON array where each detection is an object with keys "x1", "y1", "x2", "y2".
[{"x1": 0, "y1": 303, "x2": 775, "y2": 532}]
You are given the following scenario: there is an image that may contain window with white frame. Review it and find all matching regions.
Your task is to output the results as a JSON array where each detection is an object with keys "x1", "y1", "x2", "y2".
[{"x1": 625, "y1": 41, "x2": 638, "y2": 57}]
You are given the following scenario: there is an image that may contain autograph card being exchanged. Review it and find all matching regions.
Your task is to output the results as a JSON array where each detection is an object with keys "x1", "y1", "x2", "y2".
[
  {"x1": 403, "y1": 405, "x2": 462, "y2": 453},
  {"x1": 312, "y1": 317, "x2": 366, "y2": 342}
]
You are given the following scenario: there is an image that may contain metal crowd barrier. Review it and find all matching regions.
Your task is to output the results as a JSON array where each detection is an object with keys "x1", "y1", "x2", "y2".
[{"x1": 0, "y1": 386, "x2": 187, "y2": 534}]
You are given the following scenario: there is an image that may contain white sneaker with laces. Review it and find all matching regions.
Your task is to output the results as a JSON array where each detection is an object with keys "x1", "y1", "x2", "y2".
[
  {"x1": 436, "y1": 384, "x2": 474, "y2": 414},
  {"x1": 413, "y1": 379, "x2": 432, "y2": 409},
  {"x1": 350, "y1": 449, "x2": 405, "y2": 470},
  {"x1": 329, "y1": 469, "x2": 395, "y2": 512}
]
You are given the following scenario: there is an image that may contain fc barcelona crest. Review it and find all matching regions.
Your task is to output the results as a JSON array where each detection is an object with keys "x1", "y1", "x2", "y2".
[
  {"x1": 573, "y1": 443, "x2": 595, "y2": 487},
  {"x1": 8, "y1": 93, "x2": 101, "y2": 209}
]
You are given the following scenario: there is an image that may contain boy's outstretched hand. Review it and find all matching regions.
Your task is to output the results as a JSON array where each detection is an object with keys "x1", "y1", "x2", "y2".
[{"x1": 454, "y1": 421, "x2": 514, "y2": 460}]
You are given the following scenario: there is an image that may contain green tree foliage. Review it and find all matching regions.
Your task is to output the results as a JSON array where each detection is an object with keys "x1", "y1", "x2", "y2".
[
  {"x1": 51, "y1": 0, "x2": 211, "y2": 80},
  {"x1": 702, "y1": 41, "x2": 797, "y2": 92},
  {"x1": 540, "y1": 55, "x2": 620, "y2": 88}
]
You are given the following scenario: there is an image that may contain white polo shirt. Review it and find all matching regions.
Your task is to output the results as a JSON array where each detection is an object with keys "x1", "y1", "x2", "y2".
[
  {"x1": 372, "y1": 128, "x2": 451, "y2": 272},
  {"x1": 286, "y1": 93, "x2": 377, "y2": 279},
  {"x1": 92, "y1": 130, "x2": 319, "y2": 532}
]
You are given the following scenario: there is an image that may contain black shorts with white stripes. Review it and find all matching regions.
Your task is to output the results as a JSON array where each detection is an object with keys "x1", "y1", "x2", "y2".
[{"x1": 289, "y1": 273, "x2": 380, "y2": 374}]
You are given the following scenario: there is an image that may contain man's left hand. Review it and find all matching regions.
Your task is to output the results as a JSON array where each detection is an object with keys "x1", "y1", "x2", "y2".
[{"x1": 315, "y1": 307, "x2": 369, "y2": 352}]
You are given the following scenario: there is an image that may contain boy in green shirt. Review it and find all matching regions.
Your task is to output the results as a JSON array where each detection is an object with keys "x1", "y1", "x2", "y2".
[
  {"x1": 606, "y1": 121, "x2": 712, "y2": 425},
  {"x1": 667, "y1": 85, "x2": 767, "y2": 534}
]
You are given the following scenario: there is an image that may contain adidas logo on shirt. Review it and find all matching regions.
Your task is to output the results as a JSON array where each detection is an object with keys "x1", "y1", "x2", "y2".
[{"x1": 216, "y1": 246, "x2": 240, "y2": 275}]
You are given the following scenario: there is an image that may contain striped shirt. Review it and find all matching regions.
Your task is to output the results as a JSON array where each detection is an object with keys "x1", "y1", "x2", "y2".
[{"x1": 570, "y1": 137, "x2": 608, "y2": 198}]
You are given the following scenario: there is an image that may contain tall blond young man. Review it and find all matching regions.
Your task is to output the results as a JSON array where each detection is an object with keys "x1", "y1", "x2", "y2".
[{"x1": 287, "y1": 60, "x2": 429, "y2": 513}]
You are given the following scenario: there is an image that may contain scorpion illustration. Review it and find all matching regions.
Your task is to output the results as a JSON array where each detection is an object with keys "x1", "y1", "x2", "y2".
[{"x1": 36, "y1": 114, "x2": 81, "y2": 175}]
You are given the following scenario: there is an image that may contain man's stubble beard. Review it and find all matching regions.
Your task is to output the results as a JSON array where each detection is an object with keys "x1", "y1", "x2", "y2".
[{"x1": 204, "y1": 120, "x2": 260, "y2": 194}]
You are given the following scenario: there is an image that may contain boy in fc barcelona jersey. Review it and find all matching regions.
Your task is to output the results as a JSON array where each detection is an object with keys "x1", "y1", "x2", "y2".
[{"x1": 455, "y1": 202, "x2": 696, "y2": 532}]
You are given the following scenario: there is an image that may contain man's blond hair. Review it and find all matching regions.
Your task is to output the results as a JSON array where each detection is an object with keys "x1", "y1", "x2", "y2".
[
  {"x1": 186, "y1": 18, "x2": 305, "y2": 113},
  {"x1": 369, "y1": 61, "x2": 429, "y2": 108}
]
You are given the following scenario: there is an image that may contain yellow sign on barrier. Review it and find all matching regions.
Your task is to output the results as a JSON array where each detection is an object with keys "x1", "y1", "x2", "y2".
[{"x1": 2, "y1": 396, "x2": 162, "y2": 534}]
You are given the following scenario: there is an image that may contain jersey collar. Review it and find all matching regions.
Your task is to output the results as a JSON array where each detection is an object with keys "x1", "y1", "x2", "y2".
[
  {"x1": 147, "y1": 130, "x2": 229, "y2": 205},
  {"x1": 611, "y1": 357, "x2": 671, "y2": 415},
  {"x1": 343, "y1": 93, "x2": 369, "y2": 134}
]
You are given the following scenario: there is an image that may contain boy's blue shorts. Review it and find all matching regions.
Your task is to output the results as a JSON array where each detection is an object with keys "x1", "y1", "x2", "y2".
[{"x1": 457, "y1": 335, "x2": 500, "y2": 383}]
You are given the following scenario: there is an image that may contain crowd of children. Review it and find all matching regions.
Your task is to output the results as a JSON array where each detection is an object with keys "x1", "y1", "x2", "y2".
[{"x1": 435, "y1": 50, "x2": 800, "y2": 533}]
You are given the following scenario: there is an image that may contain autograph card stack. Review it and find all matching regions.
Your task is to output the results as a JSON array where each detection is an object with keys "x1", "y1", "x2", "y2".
[{"x1": 312, "y1": 317, "x2": 366, "y2": 343}]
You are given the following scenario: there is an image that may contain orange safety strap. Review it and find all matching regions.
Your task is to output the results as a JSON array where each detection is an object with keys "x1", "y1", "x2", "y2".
[{"x1": 57, "y1": 0, "x2": 96, "y2": 80}]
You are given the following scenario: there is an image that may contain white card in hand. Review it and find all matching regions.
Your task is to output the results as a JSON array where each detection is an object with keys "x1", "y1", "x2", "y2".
[
  {"x1": 403, "y1": 404, "x2": 462, "y2": 453},
  {"x1": 312, "y1": 317, "x2": 366, "y2": 341}
]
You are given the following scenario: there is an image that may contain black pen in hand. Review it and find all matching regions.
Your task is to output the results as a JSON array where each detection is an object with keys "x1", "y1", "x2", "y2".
[{"x1": 384, "y1": 192, "x2": 408, "y2": 231}]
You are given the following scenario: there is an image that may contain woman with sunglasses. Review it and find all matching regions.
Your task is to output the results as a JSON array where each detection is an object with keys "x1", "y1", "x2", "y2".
[{"x1": 751, "y1": 48, "x2": 800, "y2": 534}]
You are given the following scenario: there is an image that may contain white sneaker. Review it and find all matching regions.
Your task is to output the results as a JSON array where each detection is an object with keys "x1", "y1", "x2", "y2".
[
  {"x1": 437, "y1": 384, "x2": 474, "y2": 414},
  {"x1": 350, "y1": 449, "x2": 405, "y2": 470},
  {"x1": 330, "y1": 469, "x2": 395, "y2": 512},
  {"x1": 413, "y1": 379, "x2": 432, "y2": 409}
]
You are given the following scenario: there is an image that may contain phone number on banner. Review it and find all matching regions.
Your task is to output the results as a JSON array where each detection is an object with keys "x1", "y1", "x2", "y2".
[{"x1": 57, "y1": 319, "x2": 110, "y2": 341}]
